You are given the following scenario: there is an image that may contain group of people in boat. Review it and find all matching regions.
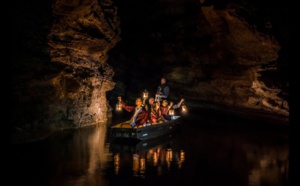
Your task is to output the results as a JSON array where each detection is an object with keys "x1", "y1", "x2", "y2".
[{"x1": 117, "y1": 77, "x2": 185, "y2": 128}]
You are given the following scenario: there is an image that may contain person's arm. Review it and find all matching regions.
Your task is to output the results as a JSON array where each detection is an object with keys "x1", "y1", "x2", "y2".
[
  {"x1": 172, "y1": 98, "x2": 185, "y2": 109},
  {"x1": 118, "y1": 96, "x2": 134, "y2": 112},
  {"x1": 142, "y1": 97, "x2": 147, "y2": 106}
]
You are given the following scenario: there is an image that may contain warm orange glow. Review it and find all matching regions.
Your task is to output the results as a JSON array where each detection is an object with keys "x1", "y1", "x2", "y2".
[
  {"x1": 153, "y1": 152, "x2": 158, "y2": 166},
  {"x1": 114, "y1": 153, "x2": 120, "y2": 175},
  {"x1": 181, "y1": 104, "x2": 187, "y2": 112},
  {"x1": 178, "y1": 150, "x2": 185, "y2": 169},
  {"x1": 166, "y1": 148, "x2": 172, "y2": 169},
  {"x1": 133, "y1": 154, "x2": 139, "y2": 176},
  {"x1": 180, "y1": 150, "x2": 185, "y2": 162},
  {"x1": 143, "y1": 89, "x2": 149, "y2": 99},
  {"x1": 116, "y1": 101, "x2": 122, "y2": 111},
  {"x1": 168, "y1": 109, "x2": 174, "y2": 116},
  {"x1": 140, "y1": 157, "x2": 146, "y2": 175}
]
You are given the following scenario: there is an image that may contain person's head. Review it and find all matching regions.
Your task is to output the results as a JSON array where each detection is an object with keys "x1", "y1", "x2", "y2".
[
  {"x1": 162, "y1": 100, "x2": 168, "y2": 107},
  {"x1": 161, "y1": 77, "x2": 167, "y2": 85},
  {"x1": 148, "y1": 97, "x2": 155, "y2": 105},
  {"x1": 135, "y1": 98, "x2": 143, "y2": 107},
  {"x1": 151, "y1": 101, "x2": 160, "y2": 111}
]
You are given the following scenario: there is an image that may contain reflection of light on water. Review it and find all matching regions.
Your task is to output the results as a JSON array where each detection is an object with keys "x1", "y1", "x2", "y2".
[
  {"x1": 157, "y1": 165, "x2": 163, "y2": 176},
  {"x1": 133, "y1": 154, "x2": 139, "y2": 176},
  {"x1": 153, "y1": 152, "x2": 158, "y2": 166},
  {"x1": 147, "y1": 149, "x2": 154, "y2": 160},
  {"x1": 180, "y1": 150, "x2": 185, "y2": 161},
  {"x1": 248, "y1": 156, "x2": 289, "y2": 186},
  {"x1": 131, "y1": 154, "x2": 146, "y2": 178},
  {"x1": 259, "y1": 158, "x2": 269, "y2": 169},
  {"x1": 140, "y1": 157, "x2": 146, "y2": 178},
  {"x1": 114, "y1": 144, "x2": 186, "y2": 178},
  {"x1": 114, "y1": 153, "x2": 120, "y2": 175},
  {"x1": 61, "y1": 124, "x2": 111, "y2": 186},
  {"x1": 142, "y1": 142, "x2": 148, "y2": 146},
  {"x1": 166, "y1": 148, "x2": 173, "y2": 169},
  {"x1": 87, "y1": 125, "x2": 108, "y2": 174},
  {"x1": 248, "y1": 169, "x2": 261, "y2": 186},
  {"x1": 177, "y1": 150, "x2": 185, "y2": 169}
]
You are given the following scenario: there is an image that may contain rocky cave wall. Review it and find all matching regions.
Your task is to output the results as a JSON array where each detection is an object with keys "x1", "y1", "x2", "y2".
[{"x1": 11, "y1": 0, "x2": 120, "y2": 143}]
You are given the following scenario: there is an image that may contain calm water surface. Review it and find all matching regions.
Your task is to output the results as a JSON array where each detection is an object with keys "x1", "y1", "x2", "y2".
[{"x1": 11, "y1": 109, "x2": 289, "y2": 186}]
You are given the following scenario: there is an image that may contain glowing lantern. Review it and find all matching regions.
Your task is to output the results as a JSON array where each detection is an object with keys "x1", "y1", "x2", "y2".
[
  {"x1": 116, "y1": 101, "x2": 122, "y2": 111},
  {"x1": 143, "y1": 89, "x2": 149, "y2": 99},
  {"x1": 168, "y1": 109, "x2": 174, "y2": 116},
  {"x1": 181, "y1": 103, "x2": 187, "y2": 112}
]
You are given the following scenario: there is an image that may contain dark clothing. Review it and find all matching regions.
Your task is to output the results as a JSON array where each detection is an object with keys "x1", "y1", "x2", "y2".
[
  {"x1": 120, "y1": 101, "x2": 148, "y2": 127},
  {"x1": 156, "y1": 83, "x2": 170, "y2": 100},
  {"x1": 145, "y1": 102, "x2": 152, "y2": 122}
]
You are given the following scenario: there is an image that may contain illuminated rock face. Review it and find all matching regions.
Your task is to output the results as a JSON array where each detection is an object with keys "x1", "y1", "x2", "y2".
[
  {"x1": 11, "y1": 0, "x2": 120, "y2": 143},
  {"x1": 11, "y1": 0, "x2": 288, "y2": 143},
  {"x1": 46, "y1": 0, "x2": 120, "y2": 127}
]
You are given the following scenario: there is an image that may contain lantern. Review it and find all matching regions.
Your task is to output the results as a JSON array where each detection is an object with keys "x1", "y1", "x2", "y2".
[
  {"x1": 168, "y1": 109, "x2": 174, "y2": 116},
  {"x1": 116, "y1": 101, "x2": 122, "y2": 111},
  {"x1": 181, "y1": 103, "x2": 187, "y2": 112},
  {"x1": 143, "y1": 89, "x2": 149, "y2": 99}
]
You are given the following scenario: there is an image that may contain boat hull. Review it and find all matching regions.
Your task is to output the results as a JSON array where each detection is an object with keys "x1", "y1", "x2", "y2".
[{"x1": 109, "y1": 116, "x2": 181, "y2": 141}]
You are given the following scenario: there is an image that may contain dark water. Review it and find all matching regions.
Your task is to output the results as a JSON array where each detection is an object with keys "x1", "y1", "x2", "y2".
[{"x1": 11, "y1": 109, "x2": 289, "y2": 186}]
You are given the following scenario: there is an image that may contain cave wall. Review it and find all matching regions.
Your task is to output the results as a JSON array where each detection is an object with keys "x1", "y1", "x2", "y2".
[{"x1": 11, "y1": 0, "x2": 120, "y2": 143}]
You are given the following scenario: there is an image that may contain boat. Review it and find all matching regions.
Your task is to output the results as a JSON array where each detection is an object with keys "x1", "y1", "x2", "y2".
[{"x1": 109, "y1": 115, "x2": 181, "y2": 141}]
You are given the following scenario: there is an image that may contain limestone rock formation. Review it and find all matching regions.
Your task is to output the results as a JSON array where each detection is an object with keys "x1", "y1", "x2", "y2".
[{"x1": 12, "y1": 0, "x2": 120, "y2": 143}]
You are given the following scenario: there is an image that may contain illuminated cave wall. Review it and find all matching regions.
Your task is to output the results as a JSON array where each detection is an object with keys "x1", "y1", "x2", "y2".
[{"x1": 11, "y1": 0, "x2": 120, "y2": 143}]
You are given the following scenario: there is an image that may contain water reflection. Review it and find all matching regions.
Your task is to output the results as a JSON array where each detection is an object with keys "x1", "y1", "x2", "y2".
[
  {"x1": 11, "y1": 124, "x2": 112, "y2": 186},
  {"x1": 246, "y1": 145, "x2": 289, "y2": 186},
  {"x1": 110, "y1": 137, "x2": 185, "y2": 179},
  {"x1": 11, "y1": 115, "x2": 289, "y2": 186}
]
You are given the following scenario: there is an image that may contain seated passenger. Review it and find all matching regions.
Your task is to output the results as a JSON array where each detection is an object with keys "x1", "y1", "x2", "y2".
[
  {"x1": 148, "y1": 97, "x2": 155, "y2": 106},
  {"x1": 150, "y1": 101, "x2": 166, "y2": 124},
  {"x1": 118, "y1": 96, "x2": 148, "y2": 128},
  {"x1": 145, "y1": 97, "x2": 155, "y2": 123},
  {"x1": 160, "y1": 99, "x2": 173, "y2": 120}
]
